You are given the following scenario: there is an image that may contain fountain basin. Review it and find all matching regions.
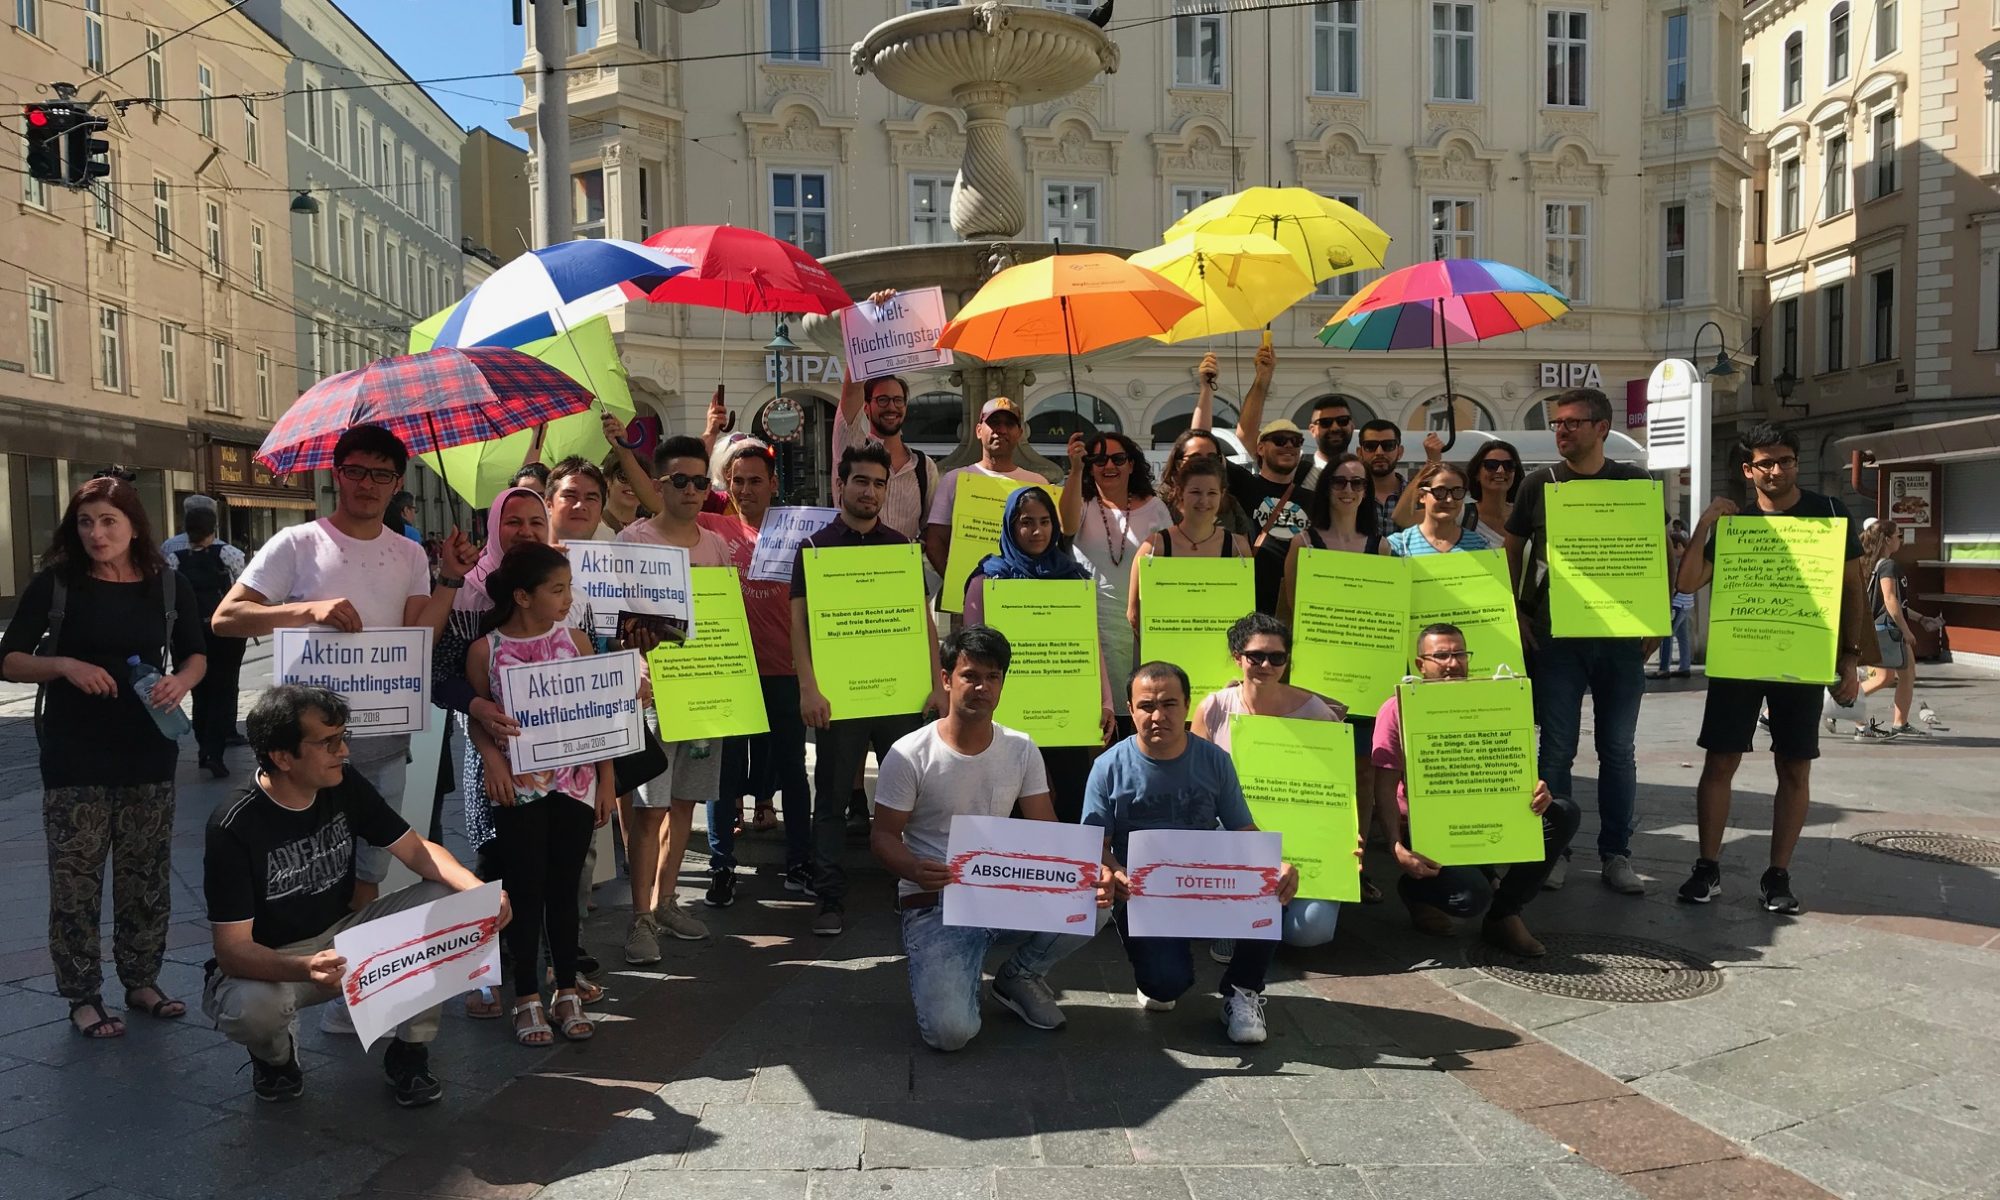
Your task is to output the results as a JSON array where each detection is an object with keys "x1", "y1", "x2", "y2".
[{"x1": 851, "y1": 3, "x2": 1118, "y2": 109}]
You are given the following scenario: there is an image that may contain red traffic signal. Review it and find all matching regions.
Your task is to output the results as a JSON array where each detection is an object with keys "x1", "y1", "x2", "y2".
[{"x1": 26, "y1": 106, "x2": 50, "y2": 127}]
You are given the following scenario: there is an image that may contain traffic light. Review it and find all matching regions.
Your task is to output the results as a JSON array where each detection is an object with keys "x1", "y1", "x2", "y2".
[
  {"x1": 22, "y1": 103, "x2": 68, "y2": 182},
  {"x1": 65, "y1": 112, "x2": 109, "y2": 188}
]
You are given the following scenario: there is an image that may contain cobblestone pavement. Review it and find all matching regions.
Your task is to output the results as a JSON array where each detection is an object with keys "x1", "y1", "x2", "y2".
[{"x1": 0, "y1": 647, "x2": 1994, "y2": 1200}]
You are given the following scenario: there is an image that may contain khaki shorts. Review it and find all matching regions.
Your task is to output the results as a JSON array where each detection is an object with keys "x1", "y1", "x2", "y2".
[{"x1": 634, "y1": 713, "x2": 721, "y2": 807}]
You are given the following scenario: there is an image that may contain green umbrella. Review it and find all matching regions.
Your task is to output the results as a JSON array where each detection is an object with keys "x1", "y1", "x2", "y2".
[{"x1": 407, "y1": 311, "x2": 635, "y2": 509}]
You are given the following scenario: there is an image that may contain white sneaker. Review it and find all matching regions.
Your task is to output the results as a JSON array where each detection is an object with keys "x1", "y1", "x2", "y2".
[
  {"x1": 653, "y1": 898, "x2": 710, "y2": 940},
  {"x1": 1541, "y1": 856, "x2": 1568, "y2": 891},
  {"x1": 1135, "y1": 989, "x2": 1176, "y2": 1012},
  {"x1": 319, "y1": 997, "x2": 356, "y2": 1035},
  {"x1": 1601, "y1": 854, "x2": 1648, "y2": 895},
  {"x1": 1222, "y1": 985, "x2": 1268, "y2": 1044}
]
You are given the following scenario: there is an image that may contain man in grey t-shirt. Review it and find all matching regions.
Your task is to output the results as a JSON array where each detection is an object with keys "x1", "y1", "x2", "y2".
[{"x1": 870, "y1": 626, "x2": 1100, "y2": 1051}]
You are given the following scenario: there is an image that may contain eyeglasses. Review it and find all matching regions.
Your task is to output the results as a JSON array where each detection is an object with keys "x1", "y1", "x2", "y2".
[
  {"x1": 1420, "y1": 485, "x2": 1467, "y2": 502},
  {"x1": 1086, "y1": 452, "x2": 1134, "y2": 467},
  {"x1": 335, "y1": 464, "x2": 401, "y2": 485},
  {"x1": 1417, "y1": 650, "x2": 1472, "y2": 665},
  {"x1": 1263, "y1": 434, "x2": 1304, "y2": 449},
  {"x1": 1328, "y1": 476, "x2": 1368, "y2": 491},
  {"x1": 1239, "y1": 650, "x2": 1290, "y2": 668},
  {"x1": 1359, "y1": 439, "x2": 1399, "y2": 452},
  {"x1": 665, "y1": 473, "x2": 712, "y2": 492},
  {"x1": 1310, "y1": 415, "x2": 1353, "y2": 429},
  {"x1": 1480, "y1": 459, "x2": 1518, "y2": 473},
  {"x1": 302, "y1": 730, "x2": 351, "y2": 752},
  {"x1": 867, "y1": 393, "x2": 909, "y2": 407},
  {"x1": 1548, "y1": 417, "x2": 1601, "y2": 432},
  {"x1": 1747, "y1": 456, "x2": 1799, "y2": 473}
]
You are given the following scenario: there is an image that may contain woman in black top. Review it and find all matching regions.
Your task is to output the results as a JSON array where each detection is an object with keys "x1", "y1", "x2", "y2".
[{"x1": 0, "y1": 477, "x2": 206, "y2": 1039}]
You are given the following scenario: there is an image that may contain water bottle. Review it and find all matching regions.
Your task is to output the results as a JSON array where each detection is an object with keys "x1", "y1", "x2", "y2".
[{"x1": 127, "y1": 656, "x2": 192, "y2": 740}]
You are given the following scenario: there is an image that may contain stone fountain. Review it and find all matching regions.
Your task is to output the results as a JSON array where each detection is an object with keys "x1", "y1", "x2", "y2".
[{"x1": 796, "y1": 2, "x2": 1123, "y2": 471}]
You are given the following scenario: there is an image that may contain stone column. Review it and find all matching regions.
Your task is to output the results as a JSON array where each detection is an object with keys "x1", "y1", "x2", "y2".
[{"x1": 950, "y1": 83, "x2": 1025, "y2": 240}]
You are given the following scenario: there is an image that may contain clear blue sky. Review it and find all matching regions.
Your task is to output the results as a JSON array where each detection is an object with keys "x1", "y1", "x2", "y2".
[{"x1": 342, "y1": 0, "x2": 529, "y2": 146}]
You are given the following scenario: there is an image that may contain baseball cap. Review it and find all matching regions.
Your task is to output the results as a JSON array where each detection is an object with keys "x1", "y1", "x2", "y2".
[
  {"x1": 979, "y1": 397, "x2": 1023, "y2": 423},
  {"x1": 1258, "y1": 419, "x2": 1304, "y2": 442},
  {"x1": 182, "y1": 493, "x2": 219, "y2": 514}
]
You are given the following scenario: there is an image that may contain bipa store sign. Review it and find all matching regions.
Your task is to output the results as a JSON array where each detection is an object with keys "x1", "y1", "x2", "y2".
[{"x1": 1538, "y1": 362, "x2": 1604, "y2": 389}]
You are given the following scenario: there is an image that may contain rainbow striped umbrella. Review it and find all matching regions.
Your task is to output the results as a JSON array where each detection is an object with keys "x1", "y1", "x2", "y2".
[{"x1": 1317, "y1": 258, "x2": 1569, "y2": 350}]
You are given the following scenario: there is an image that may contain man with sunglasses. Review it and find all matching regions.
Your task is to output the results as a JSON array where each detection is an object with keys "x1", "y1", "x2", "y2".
[
  {"x1": 1307, "y1": 396, "x2": 1356, "y2": 477},
  {"x1": 1502, "y1": 388, "x2": 1655, "y2": 896},
  {"x1": 1370, "y1": 625, "x2": 1578, "y2": 957},
  {"x1": 1673, "y1": 424, "x2": 1866, "y2": 915},
  {"x1": 924, "y1": 397, "x2": 1049, "y2": 586},
  {"x1": 1355, "y1": 420, "x2": 1407, "y2": 540},
  {"x1": 834, "y1": 291, "x2": 940, "y2": 541}
]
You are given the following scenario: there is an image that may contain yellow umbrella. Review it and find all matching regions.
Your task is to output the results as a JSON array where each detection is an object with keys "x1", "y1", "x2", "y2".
[
  {"x1": 1129, "y1": 233, "x2": 1315, "y2": 344},
  {"x1": 1163, "y1": 186, "x2": 1391, "y2": 284}
]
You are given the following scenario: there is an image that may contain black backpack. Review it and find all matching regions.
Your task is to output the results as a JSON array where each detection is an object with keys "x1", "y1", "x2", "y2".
[{"x1": 176, "y1": 544, "x2": 231, "y2": 621}]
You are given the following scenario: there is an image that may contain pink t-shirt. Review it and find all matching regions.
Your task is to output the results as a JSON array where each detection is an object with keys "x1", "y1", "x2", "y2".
[
  {"x1": 487, "y1": 625, "x2": 597, "y2": 805},
  {"x1": 1369, "y1": 693, "x2": 1408, "y2": 815},
  {"x1": 697, "y1": 512, "x2": 795, "y2": 676},
  {"x1": 615, "y1": 517, "x2": 732, "y2": 567},
  {"x1": 1193, "y1": 683, "x2": 1337, "y2": 753}
]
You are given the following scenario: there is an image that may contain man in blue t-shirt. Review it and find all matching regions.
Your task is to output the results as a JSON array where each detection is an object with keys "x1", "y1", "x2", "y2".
[{"x1": 1083, "y1": 662, "x2": 1299, "y2": 1045}]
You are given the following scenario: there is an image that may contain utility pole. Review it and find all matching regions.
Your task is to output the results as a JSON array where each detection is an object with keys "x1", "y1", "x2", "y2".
[{"x1": 528, "y1": 0, "x2": 572, "y2": 249}]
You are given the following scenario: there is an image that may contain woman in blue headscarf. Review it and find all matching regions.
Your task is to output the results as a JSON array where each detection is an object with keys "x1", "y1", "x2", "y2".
[{"x1": 962, "y1": 486, "x2": 1113, "y2": 823}]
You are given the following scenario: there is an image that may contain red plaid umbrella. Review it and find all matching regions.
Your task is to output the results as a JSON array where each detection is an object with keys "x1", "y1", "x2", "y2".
[{"x1": 255, "y1": 347, "x2": 595, "y2": 476}]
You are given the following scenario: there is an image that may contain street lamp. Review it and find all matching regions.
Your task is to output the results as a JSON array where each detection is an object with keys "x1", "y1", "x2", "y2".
[
  {"x1": 288, "y1": 189, "x2": 320, "y2": 215},
  {"x1": 1692, "y1": 319, "x2": 1737, "y2": 378},
  {"x1": 764, "y1": 318, "x2": 799, "y2": 353},
  {"x1": 1774, "y1": 370, "x2": 1806, "y2": 410}
]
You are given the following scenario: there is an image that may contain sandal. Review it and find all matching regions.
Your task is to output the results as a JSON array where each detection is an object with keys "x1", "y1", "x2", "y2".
[
  {"x1": 123, "y1": 986, "x2": 186, "y2": 1020},
  {"x1": 550, "y1": 990, "x2": 594, "y2": 1041},
  {"x1": 1359, "y1": 874, "x2": 1384, "y2": 905},
  {"x1": 544, "y1": 971, "x2": 604, "y2": 1004},
  {"x1": 69, "y1": 997, "x2": 125, "y2": 1040},
  {"x1": 511, "y1": 998, "x2": 553, "y2": 1047},
  {"x1": 465, "y1": 986, "x2": 504, "y2": 1020}
]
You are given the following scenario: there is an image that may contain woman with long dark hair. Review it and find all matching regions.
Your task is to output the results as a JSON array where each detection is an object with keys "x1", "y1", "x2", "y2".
[
  {"x1": 1059, "y1": 431, "x2": 1171, "y2": 731},
  {"x1": 1392, "y1": 438, "x2": 1522, "y2": 535},
  {"x1": 0, "y1": 477, "x2": 206, "y2": 1039}
]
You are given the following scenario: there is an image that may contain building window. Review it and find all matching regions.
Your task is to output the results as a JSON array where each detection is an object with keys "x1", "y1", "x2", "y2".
[
  {"x1": 910, "y1": 176, "x2": 955, "y2": 244},
  {"x1": 569, "y1": 0, "x2": 599, "y2": 53},
  {"x1": 1312, "y1": 2, "x2": 1361, "y2": 97},
  {"x1": 1170, "y1": 184, "x2": 1225, "y2": 223},
  {"x1": 90, "y1": 163, "x2": 115, "y2": 235},
  {"x1": 159, "y1": 324, "x2": 181, "y2": 402},
  {"x1": 638, "y1": 162, "x2": 656, "y2": 238},
  {"x1": 377, "y1": 132, "x2": 393, "y2": 197},
  {"x1": 771, "y1": 170, "x2": 830, "y2": 256},
  {"x1": 203, "y1": 200, "x2": 223, "y2": 274},
  {"x1": 1876, "y1": 0, "x2": 1897, "y2": 58},
  {"x1": 1828, "y1": 3, "x2": 1851, "y2": 82},
  {"x1": 306, "y1": 205, "x2": 324, "y2": 270},
  {"x1": 1174, "y1": 7, "x2": 1227, "y2": 88},
  {"x1": 1783, "y1": 33, "x2": 1803, "y2": 109},
  {"x1": 1779, "y1": 297, "x2": 1800, "y2": 377},
  {"x1": 152, "y1": 178, "x2": 173, "y2": 255},
  {"x1": 1544, "y1": 9, "x2": 1588, "y2": 108},
  {"x1": 573, "y1": 169, "x2": 606, "y2": 238},
  {"x1": 1315, "y1": 192, "x2": 1367, "y2": 301},
  {"x1": 768, "y1": 0, "x2": 821, "y2": 62},
  {"x1": 1543, "y1": 201, "x2": 1588, "y2": 303},
  {"x1": 1824, "y1": 134, "x2": 1849, "y2": 215},
  {"x1": 1870, "y1": 268, "x2": 1895, "y2": 361},
  {"x1": 208, "y1": 338, "x2": 229, "y2": 413},
  {"x1": 27, "y1": 281, "x2": 56, "y2": 379},
  {"x1": 312, "y1": 321, "x2": 329, "y2": 376},
  {"x1": 423, "y1": 261, "x2": 438, "y2": 315},
  {"x1": 439, "y1": 181, "x2": 452, "y2": 242},
  {"x1": 384, "y1": 238, "x2": 399, "y2": 306},
  {"x1": 330, "y1": 98, "x2": 348, "y2": 168},
  {"x1": 15, "y1": 0, "x2": 38, "y2": 37},
  {"x1": 301, "y1": 83, "x2": 320, "y2": 151},
  {"x1": 1740, "y1": 63, "x2": 1751, "y2": 123},
  {"x1": 361, "y1": 228, "x2": 376, "y2": 294},
  {"x1": 336, "y1": 213, "x2": 354, "y2": 283},
  {"x1": 1873, "y1": 108, "x2": 1898, "y2": 196},
  {"x1": 255, "y1": 349, "x2": 271, "y2": 418},
  {"x1": 399, "y1": 150, "x2": 415, "y2": 211},
  {"x1": 1662, "y1": 203, "x2": 1686, "y2": 306},
  {"x1": 144, "y1": 30, "x2": 164, "y2": 110},
  {"x1": 1823, "y1": 281, "x2": 1847, "y2": 372},
  {"x1": 1430, "y1": 3, "x2": 1476, "y2": 102},
  {"x1": 83, "y1": 0, "x2": 105, "y2": 72},
  {"x1": 197, "y1": 65, "x2": 215, "y2": 139},
  {"x1": 1044, "y1": 181, "x2": 1100, "y2": 243},
  {"x1": 97, "y1": 305, "x2": 123, "y2": 391},
  {"x1": 1429, "y1": 196, "x2": 1477, "y2": 259},
  {"x1": 250, "y1": 222, "x2": 266, "y2": 291},
  {"x1": 1664, "y1": 12, "x2": 1689, "y2": 110},
  {"x1": 1780, "y1": 155, "x2": 1802, "y2": 234},
  {"x1": 420, "y1": 163, "x2": 436, "y2": 228},
  {"x1": 403, "y1": 251, "x2": 417, "y2": 314},
  {"x1": 21, "y1": 167, "x2": 47, "y2": 211},
  {"x1": 244, "y1": 99, "x2": 261, "y2": 167}
]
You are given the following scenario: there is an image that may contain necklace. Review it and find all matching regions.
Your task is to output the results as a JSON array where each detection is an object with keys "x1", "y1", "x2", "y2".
[
  {"x1": 1174, "y1": 522, "x2": 1221, "y2": 553},
  {"x1": 1096, "y1": 498, "x2": 1133, "y2": 567}
]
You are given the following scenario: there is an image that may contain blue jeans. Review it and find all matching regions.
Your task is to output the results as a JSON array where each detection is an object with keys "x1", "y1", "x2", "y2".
[
  {"x1": 1114, "y1": 906, "x2": 1274, "y2": 1002},
  {"x1": 1282, "y1": 899, "x2": 1341, "y2": 947},
  {"x1": 1657, "y1": 602, "x2": 1693, "y2": 673},
  {"x1": 707, "y1": 675, "x2": 811, "y2": 875},
  {"x1": 1531, "y1": 635, "x2": 1645, "y2": 860},
  {"x1": 901, "y1": 906, "x2": 1091, "y2": 1052},
  {"x1": 1397, "y1": 794, "x2": 1581, "y2": 920}
]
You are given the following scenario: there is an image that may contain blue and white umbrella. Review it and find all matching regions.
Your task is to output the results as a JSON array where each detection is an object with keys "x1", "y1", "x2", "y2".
[{"x1": 433, "y1": 238, "x2": 693, "y2": 349}]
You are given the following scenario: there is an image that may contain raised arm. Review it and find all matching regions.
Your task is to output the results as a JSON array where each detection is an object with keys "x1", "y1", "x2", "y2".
[
  {"x1": 1058, "y1": 433, "x2": 1088, "y2": 534},
  {"x1": 1192, "y1": 353, "x2": 1218, "y2": 431},
  {"x1": 1234, "y1": 342, "x2": 1277, "y2": 449},
  {"x1": 600, "y1": 411, "x2": 665, "y2": 517}
]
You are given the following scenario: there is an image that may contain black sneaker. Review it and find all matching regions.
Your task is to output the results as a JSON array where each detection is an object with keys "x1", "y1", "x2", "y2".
[
  {"x1": 576, "y1": 953, "x2": 601, "y2": 978},
  {"x1": 383, "y1": 1038, "x2": 443, "y2": 1108},
  {"x1": 705, "y1": 870, "x2": 737, "y2": 908},
  {"x1": 783, "y1": 865, "x2": 817, "y2": 896},
  {"x1": 811, "y1": 904, "x2": 844, "y2": 937},
  {"x1": 1677, "y1": 858, "x2": 1722, "y2": 904},
  {"x1": 1759, "y1": 867, "x2": 1802, "y2": 915},
  {"x1": 250, "y1": 1042, "x2": 304, "y2": 1103}
]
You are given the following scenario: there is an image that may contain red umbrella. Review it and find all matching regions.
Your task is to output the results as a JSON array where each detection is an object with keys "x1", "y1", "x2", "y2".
[
  {"x1": 622, "y1": 224, "x2": 852, "y2": 314},
  {"x1": 255, "y1": 347, "x2": 595, "y2": 477}
]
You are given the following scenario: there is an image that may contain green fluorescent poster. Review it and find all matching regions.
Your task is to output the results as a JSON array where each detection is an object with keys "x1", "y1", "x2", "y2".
[
  {"x1": 939, "y1": 474, "x2": 1034, "y2": 614},
  {"x1": 1546, "y1": 479, "x2": 1672, "y2": 637},
  {"x1": 804, "y1": 543, "x2": 933, "y2": 720},
  {"x1": 649, "y1": 567, "x2": 770, "y2": 741},
  {"x1": 1138, "y1": 555, "x2": 1255, "y2": 711},
  {"x1": 1229, "y1": 713, "x2": 1359, "y2": 903},
  {"x1": 1290, "y1": 549, "x2": 1410, "y2": 716},
  {"x1": 984, "y1": 579, "x2": 1101, "y2": 748},
  {"x1": 1399, "y1": 676, "x2": 1544, "y2": 867},
  {"x1": 1406, "y1": 549, "x2": 1527, "y2": 678},
  {"x1": 1705, "y1": 516, "x2": 1846, "y2": 684}
]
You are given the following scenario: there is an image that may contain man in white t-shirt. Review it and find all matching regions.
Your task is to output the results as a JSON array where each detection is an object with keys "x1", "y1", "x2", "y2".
[
  {"x1": 922, "y1": 397, "x2": 1049, "y2": 590},
  {"x1": 214, "y1": 423, "x2": 477, "y2": 904},
  {"x1": 870, "y1": 625, "x2": 1100, "y2": 1052}
]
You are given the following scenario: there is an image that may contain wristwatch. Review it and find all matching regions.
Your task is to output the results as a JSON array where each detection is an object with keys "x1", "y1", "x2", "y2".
[{"x1": 439, "y1": 576, "x2": 465, "y2": 589}]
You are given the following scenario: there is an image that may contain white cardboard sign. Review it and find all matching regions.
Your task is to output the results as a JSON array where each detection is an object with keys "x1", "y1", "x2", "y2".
[
  {"x1": 334, "y1": 881, "x2": 503, "y2": 1049},
  {"x1": 565, "y1": 541, "x2": 694, "y2": 643},
  {"x1": 1125, "y1": 828, "x2": 1283, "y2": 941},
  {"x1": 839, "y1": 286, "x2": 956, "y2": 379},
  {"x1": 272, "y1": 627, "x2": 432, "y2": 736},
  {"x1": 748, "y1": 507, "x2": 838, "y2": 583},
  {"x1": 500, "y1": 649, "x2": 644, "y2": 774},
  {"x1": 941, "y1": 815, "x2": 1101, "y2": 935}
]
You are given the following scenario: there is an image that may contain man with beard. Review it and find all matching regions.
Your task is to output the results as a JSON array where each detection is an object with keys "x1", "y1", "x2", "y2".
[
  {"x1": 833, "y1": 292, "x2": 939, "y2": 541},
  {"x1": 1355, "y1": 420, "x2": 1406, "y2": 539},
  {"x1": 1305, "y1": 396, "x2": 1355, "y2": 480},
  {"x1": 923, "y1": 397, "x2": 1047, "y2": 590}
]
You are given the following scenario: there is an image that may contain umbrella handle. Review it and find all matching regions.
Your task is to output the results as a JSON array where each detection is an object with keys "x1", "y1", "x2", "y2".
[{"x1": 1436, "y1": 302, "x2": 1458, "y2": 454}]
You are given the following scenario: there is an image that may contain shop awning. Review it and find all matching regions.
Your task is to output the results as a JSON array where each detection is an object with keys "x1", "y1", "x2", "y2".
[
  {"x1": 214, "y1": 488, "x2": 318, "y2": 511},
  {"x1": 1834, "y1": 414, "x2": 2000, "y2": 467}
]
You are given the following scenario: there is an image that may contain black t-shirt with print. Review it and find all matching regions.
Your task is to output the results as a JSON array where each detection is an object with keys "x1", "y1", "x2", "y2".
[
  {"x1": 204, "y1": 767, "x2": 411, "y2": 949},
  {"x1": 1226, "y1": 461, "x2": 1310, "y2": 613}
]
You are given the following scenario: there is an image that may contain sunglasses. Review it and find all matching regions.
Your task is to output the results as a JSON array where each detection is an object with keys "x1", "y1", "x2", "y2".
[
  {"x1": 1480, "y1": 459, "x2": 1518, "y2": 473},
  {"x1": 665, "y1": 473, "x2": 712, "y2": 492},
  {"x1": 1420, "y1": 485, "x2": 1468, "y2": 502},
  {"x1": 1311, "y1": 415, "x2": 1353, "y2": 429},
  {"x1": 1263, "y1": 434, "x2": 1304, "y2": 449},
  {"x1": 1086, "y1": 452, "x2": 1134, "y2": 467},
  {"x1": 335, "y1": 464, "x2": 400, "y2": 485},
  {"x1": 1239, "y1": 650, "x2": 1289, "y2": 668},
  {"x1": 1329, "y1": 476, "x2": 1368, "y2": 491},
  {"x1": 1359, "y1": 439, "x2": 1399, "y2": 452}
]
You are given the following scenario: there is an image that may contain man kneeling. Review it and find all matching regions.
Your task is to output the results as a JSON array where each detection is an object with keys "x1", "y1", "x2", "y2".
[
  {"x1": 870, "y1": 626, "x2": 1099, "y2": 1051},
  {"x1": 202, "y1": 685, "x2": 508, "y2": 1105}
]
